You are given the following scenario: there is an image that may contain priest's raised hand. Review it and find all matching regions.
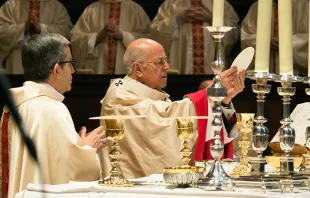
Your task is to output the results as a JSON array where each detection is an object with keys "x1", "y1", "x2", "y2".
[{"x1": 79, "y1": 126, "x2": 107, "y2": 150}]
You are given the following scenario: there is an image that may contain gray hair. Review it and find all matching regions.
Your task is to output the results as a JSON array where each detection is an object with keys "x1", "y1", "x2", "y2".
[
  {"x1": 21, "y1": 33, "x2": 70, "y2": 82},
  {"x1": 124, "y1": 43, "x2": 148, "y2": 75}
]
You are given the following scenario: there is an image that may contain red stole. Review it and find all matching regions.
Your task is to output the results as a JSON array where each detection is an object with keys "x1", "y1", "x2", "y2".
[
  {"x1": 191, "y1": 0, "x2": 204, "y2": 74},
  {"x1": 1, "y1": 113, "x2": 10, "y2": 198},
  {"x1": 29, "y1": 1, "x2": 40, "y2": 19},
  {"x1": 107, "y1": 2, "x2": 121, "y2": 74},
  {"x1": 186, "y1": 89, "x2": 233, "y2": 160}
]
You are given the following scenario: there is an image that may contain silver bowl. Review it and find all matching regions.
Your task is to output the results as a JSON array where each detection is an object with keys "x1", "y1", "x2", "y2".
[{"x1": 163, "y1": 165, "x2": 204, "y2": 187}]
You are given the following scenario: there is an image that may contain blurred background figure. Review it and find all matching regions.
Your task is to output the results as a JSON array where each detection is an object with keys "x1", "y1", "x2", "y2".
[
  {"x1": 150, "y1": 0, "x2": 240, "y2": 75},
  {"x1": 70, "y1": 0, "x2": 151, "y2": 74},
  {"x1": 241, "y1": 0, "x2": 309, "y2": 75},
  {"x1": 0, "y1": 0, "x2": 73, "y2": 74}
]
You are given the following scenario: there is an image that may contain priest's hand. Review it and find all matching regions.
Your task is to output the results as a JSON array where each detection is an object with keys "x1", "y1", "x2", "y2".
[
  {"x1": 177, "y1": 7, "x2": 197, "y2": 24},
  {"x1": 220, "y1": 67, "x2": 238, "y2": 89},
  {"x1": 30, "y1": 12, "x2": 41, "y2": 34},
  {"x1": 96, "y1": 26, "x2": 108, "y2": 43},
  {"x1": 106, "y1": 22, "x2": 123, "y2": 40},
  {"x1": 222, "y1": 70, "x2": 246, "y2": 104},
  {"x1": 79, "y1": 126, "x2": 107, "y2": 150},
  {"x1": 193, "y1": 6, "x2": 212, "y2": 24},
  {"x1": 25, "y1": 18, "x2": 32, "y2": 33}
]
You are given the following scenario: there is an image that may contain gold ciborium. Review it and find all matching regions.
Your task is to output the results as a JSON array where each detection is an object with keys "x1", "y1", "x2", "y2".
[
  {"x1": 231, "y1": 113, "x2": 255, "y2": 177},
  {"x1": 163, "y1": 116, "x2": 207, "y2": 187},
  {"x1": 89, "y1": 115, "x2": 145, "y2": 187}
]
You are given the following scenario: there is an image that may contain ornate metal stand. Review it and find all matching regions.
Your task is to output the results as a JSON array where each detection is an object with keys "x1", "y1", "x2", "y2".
[
  {"x1": 304, "y1": 77, "x2": 310, "y2": 149},
  {"x1": 89, "y1": 115, "x2": 145, "y2": 187},
  {"x1": 99, "y1": 118, "x2": 133, "y2": 187},
  {"x1": 276, "y1": 75, "x2": 303, "y2": 172},
  {"x1": 231, "y1": 113, "x2": 255, "y2": 177},
  {"x1": 246, "y1": 72, "x2": 278, "y2": 173},
  {"x1": 176, "y1": 117, "x2": 194, "y2": 165},
  {"x1": 198, "y1": 26, "x2": 233, "y2": 189}
]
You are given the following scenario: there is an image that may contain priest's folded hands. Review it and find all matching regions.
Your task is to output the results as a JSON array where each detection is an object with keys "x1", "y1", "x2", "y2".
[{"x1": 79, "y1": 126, "x2": 107, "y2": 150}]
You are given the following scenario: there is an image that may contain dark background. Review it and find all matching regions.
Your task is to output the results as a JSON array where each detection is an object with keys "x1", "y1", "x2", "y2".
[
  {"x1": 3, "y1": 0, "x2": 300, "y2": 144},
  {"x1": 0, "y1": 0, "x2": 256, "y2": 23}
]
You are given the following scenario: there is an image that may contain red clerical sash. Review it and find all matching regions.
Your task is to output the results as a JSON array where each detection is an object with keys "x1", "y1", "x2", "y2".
[
  {"x1": 191, "y1": 0, "x2": 204, "y2": 74},
  {"x1": 1, "y1": 113, "x2": 11, "y2": 198},
  {"x1": 107, "y1": 2, "x2": 121, "y2": 74},
  {"x1": 186, "y1": 89, "x2": 234, "y2": 160},
  {"x1": 29, "y1": 1, "x2": 40, "y2": 20}
]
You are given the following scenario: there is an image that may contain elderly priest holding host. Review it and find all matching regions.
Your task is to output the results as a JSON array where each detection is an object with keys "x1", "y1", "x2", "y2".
[
  {"x1": 0, "y1": 34, "x2": 106, "y2": 198},
  {"x1": 100, "y1": 38, "x2": 246, "y2": 179}
]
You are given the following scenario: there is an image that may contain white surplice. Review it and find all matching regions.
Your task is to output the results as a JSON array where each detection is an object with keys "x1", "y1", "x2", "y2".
[
  {"x1": 150, "y1": 0, "x2": 240, "y2": 74},
  {"x1": 70, "y1": 0, "x2": 151, "y2": 74},
  {"x1": 2, "y1": 81, "x2": 100, "y2": 198},
  {"x1": 0, "y1": 0, "x2": 73, "y2": 74}
]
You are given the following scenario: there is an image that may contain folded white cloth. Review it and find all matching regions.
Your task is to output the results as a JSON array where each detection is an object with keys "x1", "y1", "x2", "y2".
[{"x1": 26, "y1": 181, "x2": 104, "y2": 193}]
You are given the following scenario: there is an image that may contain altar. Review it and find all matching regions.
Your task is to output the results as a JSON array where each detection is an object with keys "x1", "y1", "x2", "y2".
[{"x1": 15, "y1": 176, "x2": 310, "y2": 198}]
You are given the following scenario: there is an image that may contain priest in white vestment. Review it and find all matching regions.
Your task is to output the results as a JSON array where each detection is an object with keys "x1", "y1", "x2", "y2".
[
  {"x1": 0, "y1": 34, "x2": 106, "y2": 198},
  {"x1": 241, "y1": 0, "x2": 308, "y2": 75},
  {"x1": 150, "y1": 0, "x2": 240, "y2": 74},
  {"x1": 0, "y1": 0, "x2": 73, "y2": 74},
  {"x1": 100, "y1": 38, "x2": 246, "y2": 179},
  {"x1": 70, "y1": 0, "x2": 151, "y2": 74}
]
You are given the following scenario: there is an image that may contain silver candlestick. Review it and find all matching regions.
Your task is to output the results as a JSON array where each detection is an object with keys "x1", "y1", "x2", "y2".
[
  {"x1": 304, "y1": 77, "x2": 310, "y2": 148},
  {"x1": 247, "y1": 72, "x2": 278, "y2": 173},
  {"x1": 198, "y1": 26, "x2": 233, "y2": 189},
  {"x1": 276, "y1": 75, "x2": 303, "y2": 172}
]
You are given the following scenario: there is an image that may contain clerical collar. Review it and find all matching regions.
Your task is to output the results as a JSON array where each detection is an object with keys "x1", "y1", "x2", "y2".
[
  {"x1": 121, "y1": 76, "x2": 170, "y2": 101},
  {"x1": 41, "y1": 82, "x2": 65, "y2": 101}
]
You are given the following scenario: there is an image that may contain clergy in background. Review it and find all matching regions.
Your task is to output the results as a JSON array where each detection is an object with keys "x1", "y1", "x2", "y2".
[
  {"x1": 241, "y1": 0, "x2": 308, "y2": 75},
  {"x1": 70, "y1": 0, "x2": 151, "y2": 75},
  {"x1": 0, "y1": 34, "x2": 106, "y2": 198},
  {"x1": 99, "y1": 38, "x2": 245, "y2": 179},
  {"x1": 150, "y1": 0, "x2": 239, "y2": 75},
  {"x1": 0, "y1": 0, "x2": 73, "y2": 74}
]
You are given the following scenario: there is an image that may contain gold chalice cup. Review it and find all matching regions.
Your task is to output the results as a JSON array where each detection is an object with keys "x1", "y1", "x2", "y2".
[
  {"x1": 89, "y1": 115, "x2": 145, "y2": 187},
  {"x1": 175, "y1": 116, "x2": 208, "y2": 165},
  {"x1": 176, "y1": 117, "x2": 194, "y2": 165},
  {"x1": 231, "y1": 113, "x2": 255, "y2": 177},
  {"x1": 162, "y1": 116, "x2": 207, "y2": 187}
]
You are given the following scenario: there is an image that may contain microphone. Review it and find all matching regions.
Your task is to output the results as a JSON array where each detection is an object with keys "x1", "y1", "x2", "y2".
[{"x1": 0, "y1": 68, "x2": 38, "y2": 163}]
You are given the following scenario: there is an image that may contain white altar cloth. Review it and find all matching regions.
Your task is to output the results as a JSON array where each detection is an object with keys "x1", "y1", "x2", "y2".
[{"x1": 15, "y1": 179, "x2": 310, "y2": 198}]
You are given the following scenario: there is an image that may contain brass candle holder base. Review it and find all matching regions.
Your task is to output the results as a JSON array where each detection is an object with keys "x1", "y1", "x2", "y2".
[{"x1": 90, "y1": 115, "x2": 145, "y2": 187}]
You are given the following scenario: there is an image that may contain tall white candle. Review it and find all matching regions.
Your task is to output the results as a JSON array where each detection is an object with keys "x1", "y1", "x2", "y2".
[
  {"x1": 212, "y1": 0, "x2": 224, "y2": 26},
  {"x1": 278, "y1": 0, "x2": 293, "y2": 75},
  {"x1": 254, "y1": 0, "x2": 273, "y2": 73}
]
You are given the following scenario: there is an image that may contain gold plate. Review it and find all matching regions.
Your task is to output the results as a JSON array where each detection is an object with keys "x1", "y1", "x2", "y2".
[
  {"x1": 265, "y1": 156, "x2": 303, "y2": 170},
  {"x1": 268, "y1": 142, "x2": 309, "y2": 154},
  {"x1": 89, "y1": 115, "x2": 146, "y2": 120}
]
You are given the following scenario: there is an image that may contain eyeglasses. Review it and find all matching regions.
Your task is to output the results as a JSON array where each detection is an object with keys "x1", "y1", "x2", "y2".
[
  {"x1": 144, "y1": 56, "x2": 169, "y2": 68},
  {"x1": 58, "y1": 59, "x2": 76, "y2": 69}
]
